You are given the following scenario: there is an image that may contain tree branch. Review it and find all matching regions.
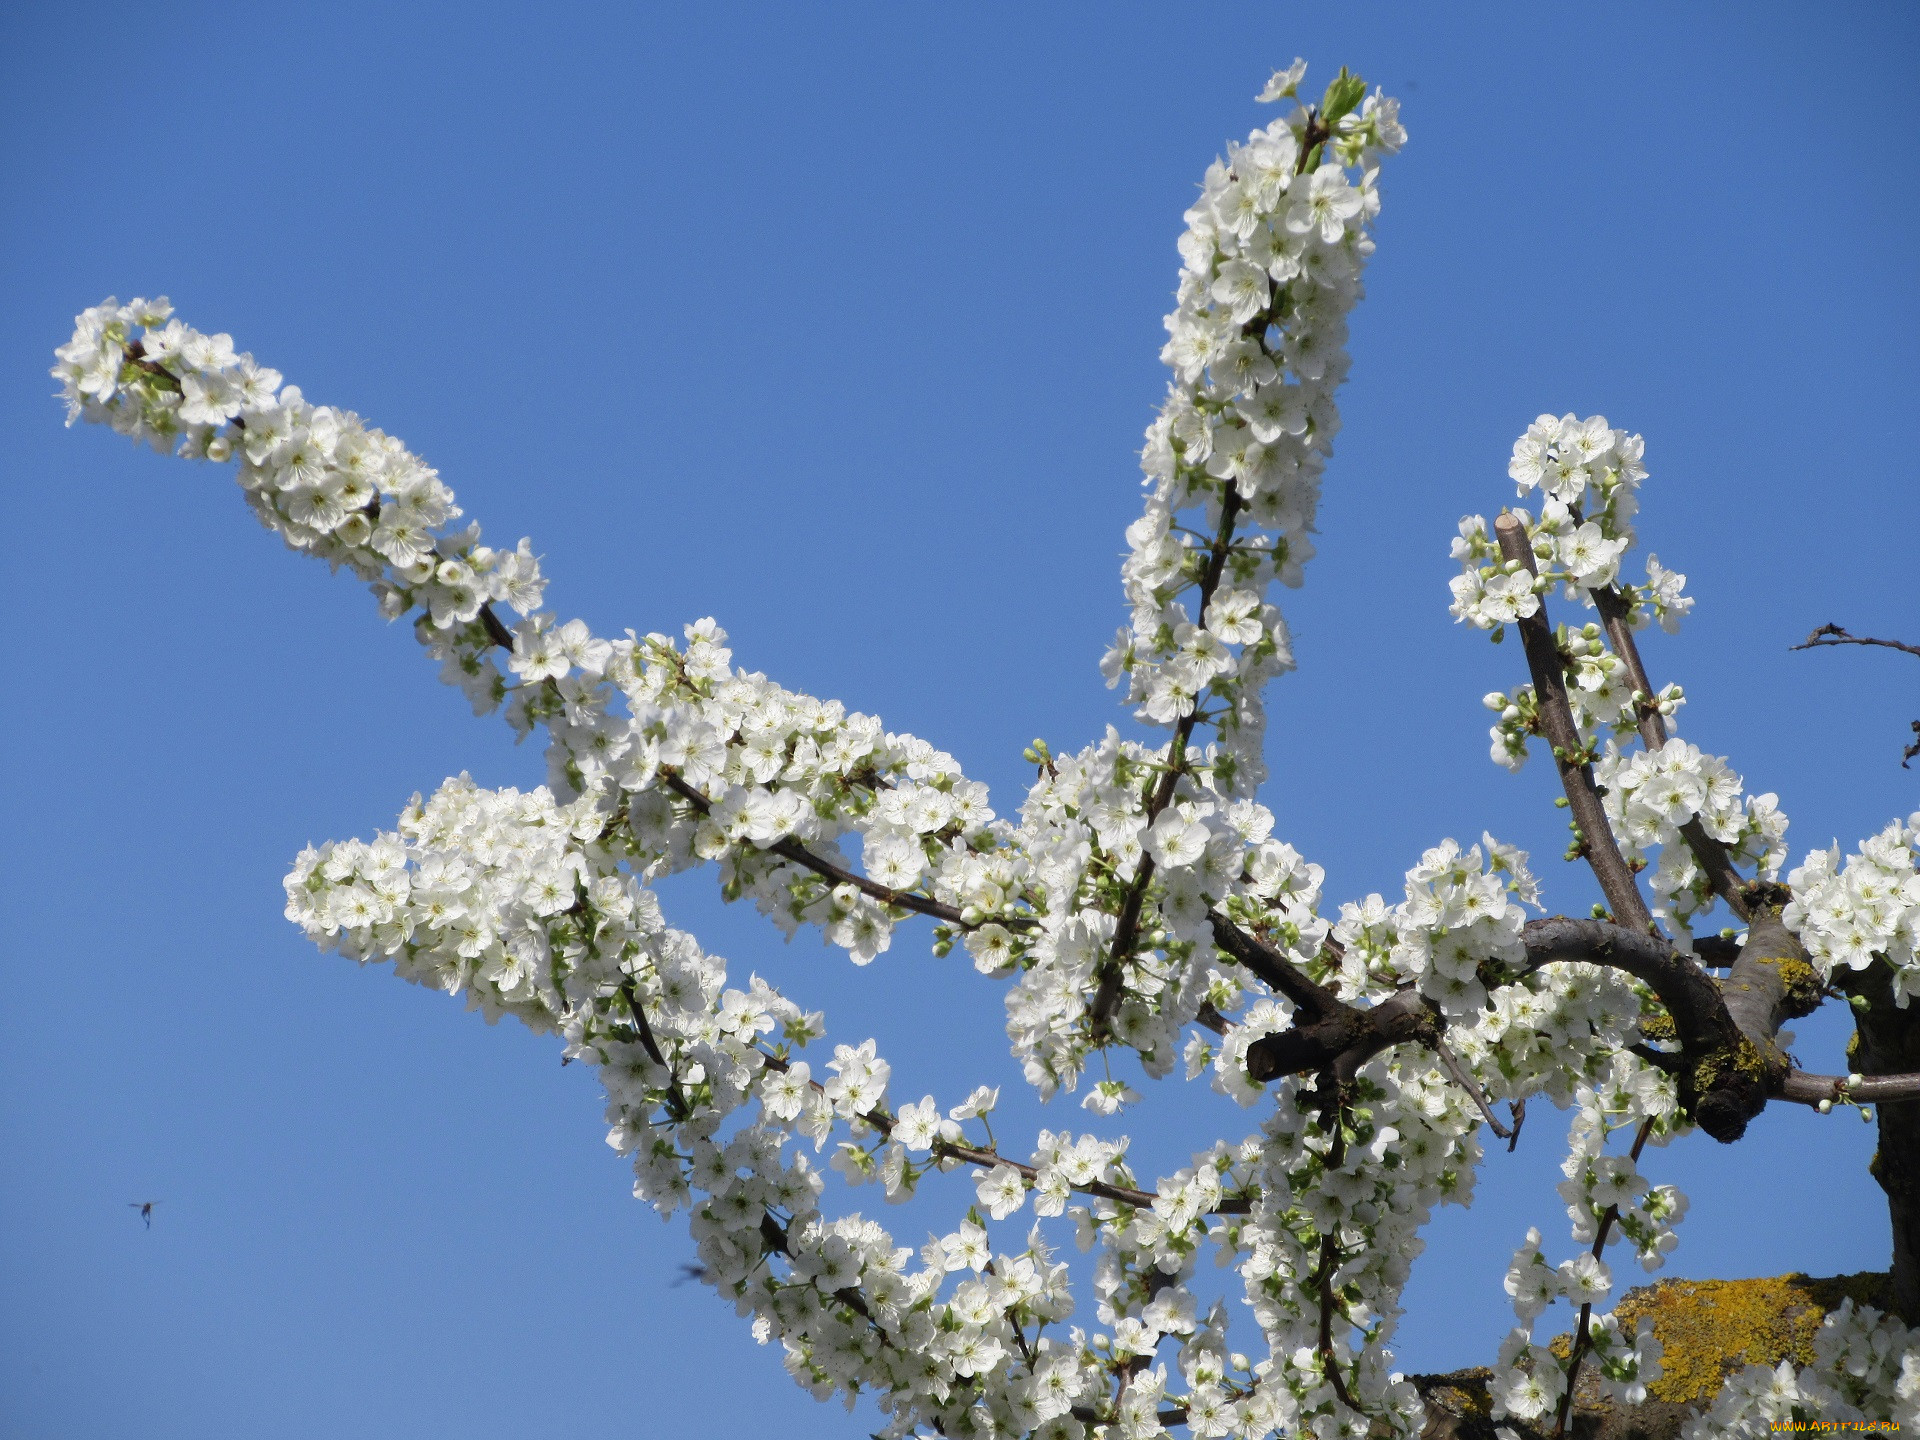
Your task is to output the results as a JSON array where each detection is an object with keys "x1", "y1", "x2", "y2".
[
  {"x1": 1225, "y1": 911, "x2": 1796, "y2": 1143},
  {"x1": 1554, "y1": 1118, "x2": 1654, "y2": 1440},
  {"x1": 1492, "y1": 515, "x2": 1652, "y2": 933},
  {"x1": 1792, "y1": 623, "x2": 1920, "y2": 660},
  {"x1": 1780, "y1": 1070, "x2": 1920, "y2": 1106},
  {"x1": 755, "y1": 1050, "x2": 1254, "y2": 1216},
  {"x1": 1089, "y1": 486, "x2": 1246, "y2": 1034},
  {"x1": 1590, "y1": 583, "x2": 1751, "y2": 921},
  {"x1": 1792, "y1": 623, "x2": 1920, "y2": 767}
]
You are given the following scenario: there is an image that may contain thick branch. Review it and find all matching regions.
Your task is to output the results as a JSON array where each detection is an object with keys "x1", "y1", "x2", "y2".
[
  {"x1": 1215, "y1": 915, "x2": 1442, "y2": 1084},
  {"x1": 1836, "y1": 959, "x2": 1920, "y2": 1322},
  {"x1": 1520, "y1": 917, "x2": 1733, "y2": 1058},
  {"x1": 1718, "y1": 903, "x2": 1821, "y2": 1060},
  {"x1": 1493, "y1": 516, "x2": 1652, "y2": 932},
  {"x1": 1229, "y1": 912, "x2": 1786, "y2": 1142}
]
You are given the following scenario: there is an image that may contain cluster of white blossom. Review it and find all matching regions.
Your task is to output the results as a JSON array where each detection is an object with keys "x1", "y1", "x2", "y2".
[
  {"x1": 1450, "y1": 414, "x2": 1687, "y2": 635},
  {"x1": 1784, "y1": 814, "x2": 1920, "y2": 1005},
  {"x1": 1448, "y1": 416, "x2": 1790, "y2": 943},
  {"x1": 1488, "y1": 1079, "x2": 1682, "y2": 1426},
  {"x1": 1108, "y1": 62, "x2": 1402, "y2": 796},
  {"x1": 1450, "y1": 417, "x2": 1689, "y2": 770},
  {"x1": 52, "y1": 297, "x2": 549, "y2": 719},
  {"x1": 1680, "y1": 1299, "x2": 1920, "y2": 1437},
  {"x1": 1593, "y1": 739, "x2": 1789, "y2": 940},
  {"x1": 1323, "y1": 836, "x2": 1537, "y2": 1020},
  {"x1": 60, "y1": 53, "x2": 1920, "y2": 1440},
  {"x1": 282, "y1": 775, "x2": 1139, "y2": 1436}
]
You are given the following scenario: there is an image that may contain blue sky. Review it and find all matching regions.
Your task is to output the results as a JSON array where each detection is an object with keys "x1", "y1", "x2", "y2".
[{"x1": 3, "y1": 4, "x2": 1916, "y2": 1436}]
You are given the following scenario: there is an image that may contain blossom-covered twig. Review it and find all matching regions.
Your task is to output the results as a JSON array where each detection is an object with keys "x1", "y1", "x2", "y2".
[
  {"x1": 1590, "y1": 584, "x2": 1752, "y2": 919},
  {"x1": 1492, "y1": 513, "x2": 1653, "y2": 933},
  {"x1": 1552, "y1": 1118, "x2": 1654, "y2": 1439}
]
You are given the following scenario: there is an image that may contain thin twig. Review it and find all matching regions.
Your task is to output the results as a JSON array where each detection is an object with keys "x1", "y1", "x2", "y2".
[
  {"x1": 1433, "y1": 1036, "x2": 1513, "y2": 1141},
  {"x1": 1506, "y1": 1097, "x2": 1527, "y2": 1153},
  {"x1": 1791, "y1": 623, "x2": 1920, "y2": 659},
  {"x1": 1791, "y1": 624, "x2": 1920, "y2": 767},
  {"x1": 619, "y1": 982, "x2": 691, "y2": 1120},
  {"x1": 1090, "y1": 486, "x2": 1246, "y2": 1033},
  {"x1": 1554, "y1": 1118, "x2": 1654, "y2": 1438}
]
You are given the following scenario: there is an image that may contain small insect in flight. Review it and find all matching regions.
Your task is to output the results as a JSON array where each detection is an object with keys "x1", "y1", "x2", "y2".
[{"x1": 129, "y1": 1201, "x2": 159, "y2": 1229}]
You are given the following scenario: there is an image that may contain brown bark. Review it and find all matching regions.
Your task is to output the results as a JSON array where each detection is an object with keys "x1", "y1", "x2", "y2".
[{"x1": 1842, "y1": 960, "x2": 1920, "y2": 1324}]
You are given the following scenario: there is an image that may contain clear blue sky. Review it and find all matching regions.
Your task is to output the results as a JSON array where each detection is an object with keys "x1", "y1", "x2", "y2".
[{"x1": 3, "y1": 4, "x2": 1916, "y2": 1436}]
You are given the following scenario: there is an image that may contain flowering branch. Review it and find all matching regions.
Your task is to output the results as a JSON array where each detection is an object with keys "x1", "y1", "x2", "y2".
[
  {"x1": 655, "y1": 769, "x2": 980, "y2": 930},
  {"x1": 1492, "y1": 514, "x2": 1652, "y2": 933},
  {"x1": 756, "y1": 1050, "x2": 1254, "y2": 1217},
  {"x1": 1087, "y1": 461, "x2": 1246, "y2": 1035},
  {"x1": 1590, "y1": 584, "x2": 1752, "y2": 919},
  {"x1": 1551, "y1": 1117, "x2": 1654, "y2": 1440},
  {"x1": 54, "y1": 50, "x2": 1920, "y2": 1430}
]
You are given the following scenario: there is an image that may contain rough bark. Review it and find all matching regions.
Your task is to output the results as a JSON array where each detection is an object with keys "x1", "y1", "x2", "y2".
[
  {"x1": 1405, "y1": 1270, "x2": 1895, "y2": 1439},
  {"x1": 1842, "y1": 959, "x2": 1920, "y2": 1324}
]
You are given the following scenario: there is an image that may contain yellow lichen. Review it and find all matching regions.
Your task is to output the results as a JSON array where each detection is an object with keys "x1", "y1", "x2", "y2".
[
  {"x1": 1753, "y1": 952, "x2": 1824, "y2": 1018},
  {"x1": 1548, "y1": 1271, "x2": 1893, "y2": 1406},
  {"x1": 1690, "y1": 1033, "x2": 1774, "y2": 1102}
]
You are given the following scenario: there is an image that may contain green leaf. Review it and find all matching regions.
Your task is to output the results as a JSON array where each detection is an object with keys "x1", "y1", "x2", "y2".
[{"x1": 1320, "y1": 67, "x2": 1368, "y2": 126}]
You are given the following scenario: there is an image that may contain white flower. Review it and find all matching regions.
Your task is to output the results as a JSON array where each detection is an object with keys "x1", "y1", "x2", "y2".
[
  {"x1": 950, "y1": 1085, "x2": 999, "y2": 1121},
  {"x1": 976, "y1": 1164, "x2": 1028, "y2": 1220},
  {"x1": 1256, "y1": 58, "x2": 1307, "y2": 102}
]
